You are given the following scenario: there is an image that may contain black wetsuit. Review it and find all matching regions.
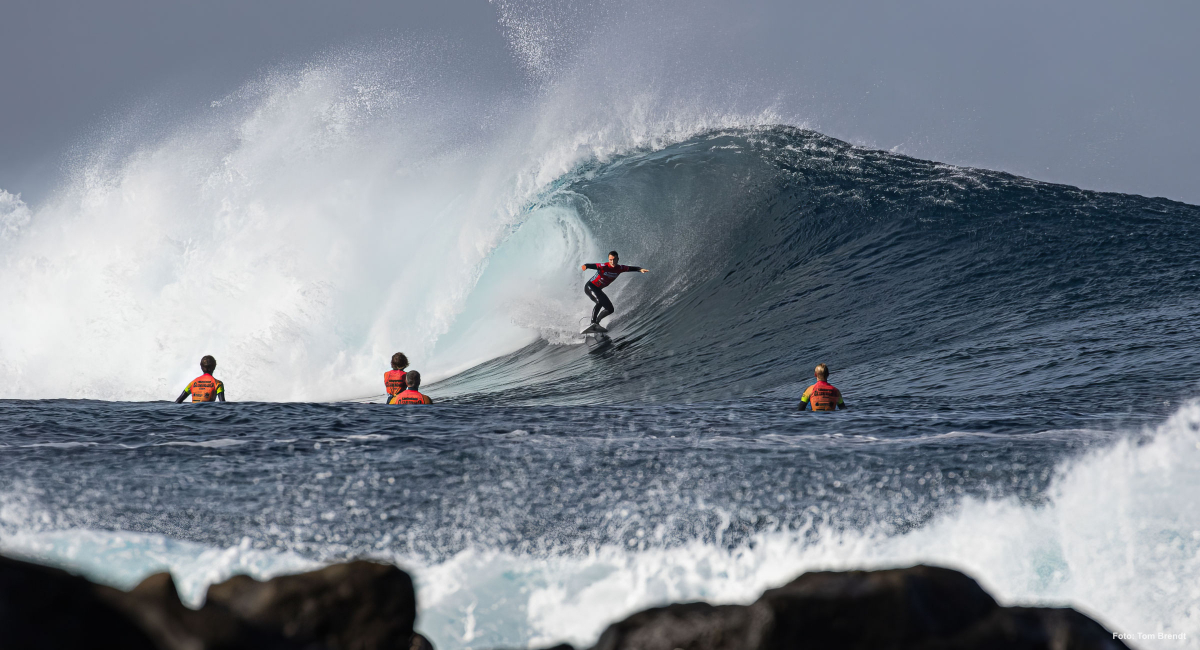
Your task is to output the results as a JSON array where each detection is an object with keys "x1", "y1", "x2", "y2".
[{"x1": 584, "y1": 282, "x2": 615, "y2": 324}]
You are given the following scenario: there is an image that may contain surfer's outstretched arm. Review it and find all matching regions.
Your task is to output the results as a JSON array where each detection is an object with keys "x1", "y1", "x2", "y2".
[{"x1": 581, "y1": 263, "x2": 647, "y2": 272}]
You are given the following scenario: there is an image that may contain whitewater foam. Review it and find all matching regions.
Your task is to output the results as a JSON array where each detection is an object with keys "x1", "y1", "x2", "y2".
[
  {"x1": 2, "y1": 402, "x2": 1195, "y2": 649},
  {"x1": 0, "y1": 529, "x2": 317, "y2": 607},
  {"x1": 406, "y1": 403, "x2": 1200, "y2": 648},
  {"x1": 0, "y1": 36, "x2": 781, "y2": 402}
]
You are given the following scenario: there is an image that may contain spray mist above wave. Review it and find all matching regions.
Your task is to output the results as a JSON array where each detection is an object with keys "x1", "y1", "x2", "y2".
[{"x1": 0, "y1": 38, "x2": 776, "y2": 401}]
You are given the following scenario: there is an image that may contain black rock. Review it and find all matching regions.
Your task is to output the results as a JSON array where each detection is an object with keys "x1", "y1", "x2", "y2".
[
  {"x1": 97, "y1": 570, "x2": 299, "y2": 650},
  {"x1": 205, "y1": 559, "x2": 419, "y2": 650},
  {"x1": 588, "y1": 565, "x2": 1129, "y2": 650},
  {"x1": 0, "y1": 553, "x2": 431, "y2": 650},
  {"x1": 0, "y1": 554, "x2": 158, "y2": 650},
  {"x1": 0, "y1": 553, "x2": 1128, "y2": 650},
  {"x1": 593, "y1": 602, "x2": 759, "y2": 650},
  {"x1": 754, "y1": 565, "x2": 1001, "y2": 649}
]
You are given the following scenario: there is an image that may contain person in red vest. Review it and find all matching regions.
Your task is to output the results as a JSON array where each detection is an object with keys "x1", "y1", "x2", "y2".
[
  {"x1": 384, "y1": 352, "x2": 409, "y2": 403},
  {"x1": 580, "y1": 250, "x2": 649, "y2": 332},
  {"x1": 799, "y1": 363, "x2": 846, "y2": 411},
  {"x1": 175, "y1": 355, "x2": 226, "y2": 403},
  {"x1": 388, "y1": 370, "x2": 433, "y2": 405}
]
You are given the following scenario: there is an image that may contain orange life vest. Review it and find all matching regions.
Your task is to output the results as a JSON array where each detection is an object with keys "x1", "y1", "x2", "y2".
[
  {"x1": 384, "y1": 369, "x2": 408, "y2": 396},
  {"x1": 390, "y1": 389, "x2": 432, "y2": 405},
  {"x1": 186, "y1": 374, "x2": 224, "y2": 402},
  {"x1": 801, "y1": 380, "x2": 842, "y2": 411}
]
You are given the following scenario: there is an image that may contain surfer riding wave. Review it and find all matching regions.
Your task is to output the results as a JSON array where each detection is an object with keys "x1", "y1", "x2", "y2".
[{"x1": 581, "y1": 251, "x2": 648, "y2": 333}]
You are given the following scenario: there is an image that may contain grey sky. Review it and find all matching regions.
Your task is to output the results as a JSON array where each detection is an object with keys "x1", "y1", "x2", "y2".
[
  {"x1": 0, "y1": 0, "x2": 511, "y2": 200},
  {"x1": 3, "y1": 0, "x2": 1197, "y2": 204}
]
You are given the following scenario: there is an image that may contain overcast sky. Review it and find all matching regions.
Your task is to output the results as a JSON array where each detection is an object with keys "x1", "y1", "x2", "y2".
[{"x1": 3, "y1": 0, "x2": 1197, "y2": 204}]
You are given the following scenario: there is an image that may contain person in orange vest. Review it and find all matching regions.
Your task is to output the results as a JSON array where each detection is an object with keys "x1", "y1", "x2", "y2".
[
  {"x1": 175, "y1": 355, "x2": 226, "y2": 403},
  {"x1": 799, "y1": 363, "x2": 845, "y2": 411},
  {"x1": 384, "y1": 352, "x2": 409, "y2": 403},
  {"x1": 388, "y1": 370, "x2": 433, "y2": 405}
]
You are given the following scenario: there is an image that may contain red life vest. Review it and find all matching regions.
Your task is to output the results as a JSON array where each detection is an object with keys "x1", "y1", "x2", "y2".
[
  {"x1": 589, "y1": 263, "x2": 636, "y2": 289},
  {"x1": 390, "y1": 389, "x2": 432, "y2": 405},
  {"x1": 802, "y1": 380, "x2": 842, "y2": 411},
  {"x1": 384, "y1": 370, "x2": 408, "y2": 396},
  {"x1": 186, "y1": 374, "x2": 224, "y2": 402}
]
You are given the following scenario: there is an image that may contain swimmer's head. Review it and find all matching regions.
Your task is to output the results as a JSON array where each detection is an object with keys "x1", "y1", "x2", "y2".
[
  {"x1": 814, "y1": 363, "x2": 829, "y2": 380},
  {"x1": 200, "y1": 355, "x2": 217, "y2": 374},
  {"x1": 391, "y1": 352, "x2": 409, "y2": 370},
  {"x1": 406, "y1": 370, "x2": 422, "y2": 390}
]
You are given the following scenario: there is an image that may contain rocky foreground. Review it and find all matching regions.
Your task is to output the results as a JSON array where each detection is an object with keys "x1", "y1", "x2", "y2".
[{"x1": 0, "y1": 554, "x2": 1127, "y2": 650}]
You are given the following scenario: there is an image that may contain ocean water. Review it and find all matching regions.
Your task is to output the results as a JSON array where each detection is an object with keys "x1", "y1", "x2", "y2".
[{"x1": 2, "y1": 38, "x2": 1200, "y2": 650}]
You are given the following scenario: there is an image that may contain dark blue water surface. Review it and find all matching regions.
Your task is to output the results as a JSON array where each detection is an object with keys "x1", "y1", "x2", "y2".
[{"x1": 0, "y1": 398, "x2": 1152, "y2": 558}]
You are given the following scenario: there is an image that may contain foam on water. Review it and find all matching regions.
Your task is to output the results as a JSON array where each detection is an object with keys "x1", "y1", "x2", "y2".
[
  {"x1": 413, "y1": 404, "x2": 1200, "y2": 647},
  {"x1": 3, "y1": 403, "x2": 1196, "y2": 648},
  {"x1": 157, "y1": 439, "x2": 248, "y2": 449},
  {"x1": 1, "y1": 529, "x2": 317, "y2": 607}
]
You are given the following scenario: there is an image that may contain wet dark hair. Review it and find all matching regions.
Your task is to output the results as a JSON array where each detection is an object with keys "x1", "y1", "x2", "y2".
[
  {"x1": 405, "y1": 370, "x2": 422, "y2": 390},
  {"x1": 608, "y1": 250, "x2": 619, "y2": 260},
  {"x1": 391, "y1": 352, "x2": 409, "y2": 370},
  {"x1": 200, "y1": 355, "x2": 217, "y2": 374}
]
